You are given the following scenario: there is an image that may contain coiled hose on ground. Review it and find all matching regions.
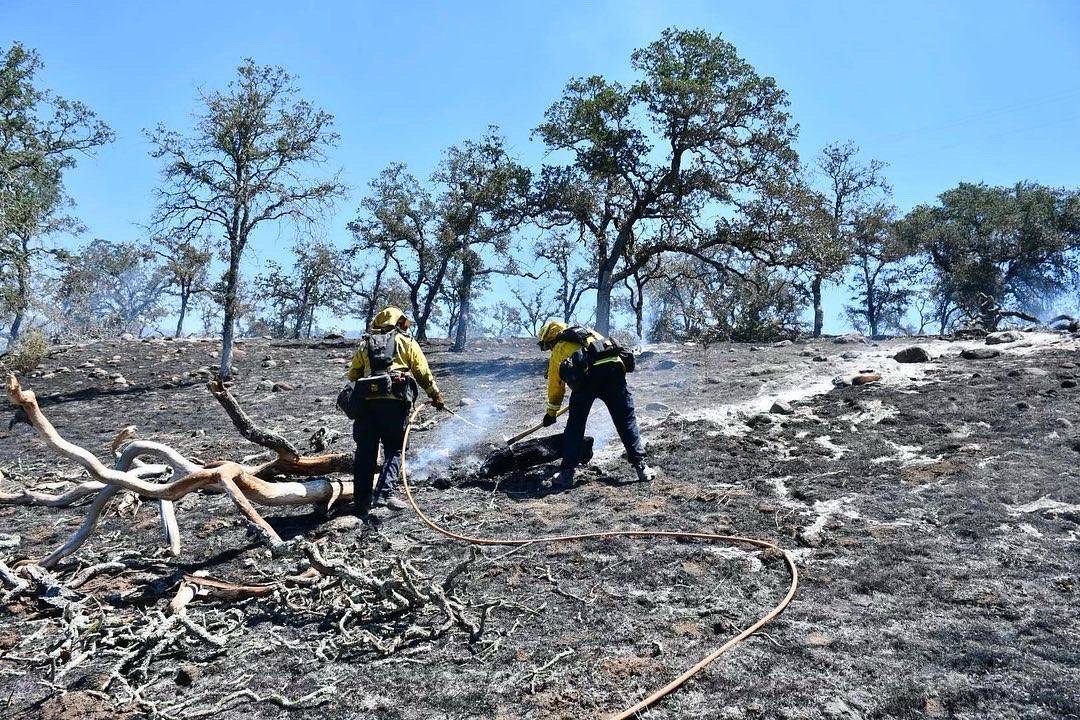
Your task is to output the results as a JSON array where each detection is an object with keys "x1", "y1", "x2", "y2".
[{"x1": 399, "y1": 404, "x2": 799, "y2": 719}]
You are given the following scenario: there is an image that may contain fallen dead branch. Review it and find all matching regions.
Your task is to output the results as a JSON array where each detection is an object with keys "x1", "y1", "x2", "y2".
[{"x1": 2, "y1": 374, "x2": 356, "y2": 566}]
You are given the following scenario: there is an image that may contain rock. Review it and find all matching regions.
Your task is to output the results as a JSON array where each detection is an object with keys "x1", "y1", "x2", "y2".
[
  {"x1": 458, "y1": 397, "x2": 477, "y2": 407},
  {"x1": 1062, "y1": 379, "x2": 1077, "y2": 389},
  {"x1": 272, "y1": 382, "x2": 294, "y2": 392},
  {"x1": 257, "y1": 379, "x2": 274, "y2": 391},
  {"x1": 119, "y1": 333, "x2": 136, "y2": 342},
  {"x1": 324, "y1": 515, "x2": 361, "y2": 533},
  {"x1": 704, "y1": 376, "x2": 722, "y2": 385},
  {"x1": 770, "y1": 400, "x2": 794, "y2": 415},
  {"x1": 756, "y1": 502, "x2": 777, "y2": 513},
  {"x1": 749, "y1": 346, "x2": 763, "y2": 352},
  {"x1": 773, "y1": 339, "x2": 793, "y2": 347},
  {"x1": 1055, "y1": 418, "x2": 1074, "y2": 429},
  {"x1": 833, "y1": 333, "x2": 868, "y2": 345},
  {"x1": 656, "y1": 358, "x2": 680, "y2": 370},
  {"x1": 961, "y1": 348, "x2": 1000, "y2": 360},
  {"x1": 805, "y1": 631, "x2": 833, "y2": 647},
  {"x1": 986, "y1": 330, "x2": 1024, "y2": 345},
  {"x1": 840, "y1": 351, "x2": 859, "y2": 360},
  {"x1": 746, "y1": 414, "x2": 773, "y2": 428},
  {"x1": 175, "y1": 662, "x2": 202, "y2": 687},
  {"x1": 645, "y1": 402, "x2": 670, "y2": 412},
  {"x1": 1007, "y1": 367, "x2": 1048, "y2": 378},
  {"x1": 851, "y1": 373, "x2": 882, "y2": 386},
  {"x1": 812, "y1": 355, "x2": 828, "y2": 362},
  {"x1": 893, "y1": 346, "x2": 931, "y2": 363},
  {"x1": 112, "y1": 375, "x2": 129, "y2": 386},
  {"x1": 923, "y1": 698, "x2": 945, "y2": 718},
  {"x1": 1016, "y1": 401, "x2": 1030, "y2": 411},
  {"x1": 323, "y1": 332, "x2": 345, "y2": 340},
  {"x1": 832, "y1": 375, "x2": 851, "y2": 387}
]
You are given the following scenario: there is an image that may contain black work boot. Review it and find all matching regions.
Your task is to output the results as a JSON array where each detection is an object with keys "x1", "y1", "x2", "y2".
[
  {"x1": 550, "y1": 468, "x2": 575, "y2": 490},
  {"x1": 632, "y1": 462, "x2": 656, "y2": 483}
]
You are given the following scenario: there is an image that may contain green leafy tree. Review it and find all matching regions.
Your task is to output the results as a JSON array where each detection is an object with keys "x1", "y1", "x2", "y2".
[
  {"x1": 148, "y1": 60, "x2": 344, "y2": 377},
  {"x1": 844, "y1": 204, "x2": 913, "y2": 336},
  {"x1": 534, "y1": 28, "x2": 797, "y2": 335},
  {"x1": 255, "y1": 241, "x2": 345, "y2": 338},
  {"x1": 0, "y1": 43, "x2": 113, "y2": 341},
  {"x1": 436, "y1": 129, "x2": 531, "y2": 351},
  {"x1": 900, "y1": 182, "x2": 1080, "y2": 331}
]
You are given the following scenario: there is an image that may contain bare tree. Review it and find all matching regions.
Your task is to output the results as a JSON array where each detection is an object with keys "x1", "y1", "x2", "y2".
[
  {"x1": 534, "y1": 231, "x2": 593, "y2": 322},
  {"x1": 148, "y1": 60, "x2": 344, "y2": 378},
  {"x1": 510, "y1": 286, "x2": 553, "y2": 336}
]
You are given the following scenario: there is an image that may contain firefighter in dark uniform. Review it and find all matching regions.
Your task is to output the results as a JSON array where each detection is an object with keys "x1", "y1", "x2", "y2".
[
  {"x1": 536, "y1": 320, "x2": 655, "y2": 488},
  {"x1": 346, "y1": 306, "x2": 445, "y2": 516}
]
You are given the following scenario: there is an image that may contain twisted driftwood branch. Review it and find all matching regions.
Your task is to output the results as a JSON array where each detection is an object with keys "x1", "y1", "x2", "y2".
[{"x1": 3, "y1": 375, "x2": 355, "y2": 566}]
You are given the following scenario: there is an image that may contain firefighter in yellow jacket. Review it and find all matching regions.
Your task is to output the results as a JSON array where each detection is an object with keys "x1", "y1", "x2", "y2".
[
  {"x1": 537, "y1": 320, "x2": 654, "y2": 488},
  {"x1": 346, "y1": 306, "x2": 445, "y2": 516}
]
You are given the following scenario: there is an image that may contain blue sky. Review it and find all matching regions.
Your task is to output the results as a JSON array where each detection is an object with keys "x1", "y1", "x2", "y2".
[{"x1": 4, "y1": 0, "x2": 1079, "y2": 333}]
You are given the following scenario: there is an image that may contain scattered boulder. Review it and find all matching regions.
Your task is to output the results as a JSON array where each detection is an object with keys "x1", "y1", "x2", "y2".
[
  {"x1": 704, "y1": 376, "x2": 723, "y2": 385},
  {"x1": 271, "y1": 382, "x2": 294, "y2": 392},
  {"x1": 833, "y1": 333, "x2": 868, "y2": 345},
  {"x1": 840, "y1": 351, "x2": 859, "y2": 360},
  {"x1": 458, "y1": 397, "x2": 476, "y2": 407},
  {"x1": 832, "y1": 375, "x2": 851, "y2": 388},
  {"x1": 1007, "y1": 367, "x2": 1048, "y2": 378},
  {"x1": 770, "y1": 400, "x2": 794, "y2": 415},
  {"x1": 656, "y1": 358, "x2": 680, "y2": 370},
  {"x1": 851, "y1": 373, "x2": 882, "y2": 386},
  {"x1": 1063, "y1": 379, "x2": 1077, "y2": 389},
  {"x1": 746, "y1": 414, "x2": 774, "y2": 429},
  {"x1": 893, "y1": 346, "x2": 931, "y2": 364},
  {"x1": 645, "y1": 402, "x2": 670, "y2": 413},
  {"x1": 812, "y1": 355, "x2": 828, "y2": 362},
  {"x1": 986, "y1": 330, "x2": 1023, "y2": 345},
  {"x1": 961, "y1": 348, "x2": 1000, "y2": 360},
  {"x1": 257, "y1": 379, "x2": 274, "y2": 391},
  {"x1": 175, "y1": 662, "x2": 203, "y2": 687},
  {"x1": 773, "y1": 339, "x2": 793, "y2": 347}
]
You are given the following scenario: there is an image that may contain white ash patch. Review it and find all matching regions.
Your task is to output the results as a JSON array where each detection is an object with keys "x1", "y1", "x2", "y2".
[
  {"x1": 1009, "y1": 496, "x2": 1080, "y2": 516},
  {"x1": 814, "y1": 435, "x2": 848, "y2": 460},
  {"x1": 838, "y1": 399, "x2": 898, "y2": 427}
]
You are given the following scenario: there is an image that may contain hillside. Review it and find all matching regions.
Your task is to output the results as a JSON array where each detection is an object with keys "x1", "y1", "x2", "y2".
[{"x1": 1, "y1": 330, "x2": 1078, "y2": 720}]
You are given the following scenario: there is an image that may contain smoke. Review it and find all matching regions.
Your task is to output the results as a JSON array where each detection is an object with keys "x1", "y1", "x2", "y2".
[{"x1": 408, "y1": 386, "x2": 508, "y2": 480}]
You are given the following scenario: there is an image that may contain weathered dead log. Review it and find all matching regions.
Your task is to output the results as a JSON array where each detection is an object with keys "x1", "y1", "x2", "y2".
[
  {"x1": 3, "y1": 375, "x2": 356, "y2": 566},
  {"x1": 208, "y1": 379, "x2": 351, "y2": 478},
  {"x1": 480, "y1": 433, "x2": 594, "y2": 478}
]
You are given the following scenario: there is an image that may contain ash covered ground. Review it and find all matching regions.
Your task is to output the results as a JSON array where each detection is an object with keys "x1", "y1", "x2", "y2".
[{"x1": 1, "y1": 330, "x2": 1079, "y2": 719}]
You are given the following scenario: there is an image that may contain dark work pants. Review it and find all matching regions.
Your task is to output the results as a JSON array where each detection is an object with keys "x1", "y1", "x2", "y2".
[
  {"x1": 352, "y1": 398, "x2": 411, "y2": 515},
  {"x1": 561, "y1": 363, "x2": 645, "y2": 476}
]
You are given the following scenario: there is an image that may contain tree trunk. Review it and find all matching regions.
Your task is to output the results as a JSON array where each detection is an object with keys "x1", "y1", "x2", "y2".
[
  {"x1": 866, "y1": 282, "x2": 878, "y2": 338},
  {"x1": 811, "y1": 275, "x2": 824, "y2": 338},
  {"x1": 9, "y1": 311, "x2": 24, "y2": 344},
  {"x1": 175, "y1": 288, "x2": 190, "y2": 338},
  {"x1": 218, "y1": 249, "x2": 242, "y2": 380},
  {"x1": 451, "y1": 265, "x2": 473, "y2": 352},
  {"x1": 595, "y1": 267, "x2": 614, "y2": 335},
  {"x1": 9, "y1": 258, "x2": 29, "y2": 344}
]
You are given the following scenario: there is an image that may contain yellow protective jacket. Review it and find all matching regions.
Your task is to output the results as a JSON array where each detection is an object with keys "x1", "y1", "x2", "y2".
[
  {"x1": 347, "y1": 331, "x2": 440, "y2": 400},
  {"x1": 545, "y1": 328, "x2": 621, "y2": 415}
]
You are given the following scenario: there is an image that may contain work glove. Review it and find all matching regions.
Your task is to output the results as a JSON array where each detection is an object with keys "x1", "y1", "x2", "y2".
[
  {"x1": 432, "y1": 393, "x2": 447, "y2": 411},
  {"x1": 541, "y1": 413, "x2": 557, "y2": 427}
]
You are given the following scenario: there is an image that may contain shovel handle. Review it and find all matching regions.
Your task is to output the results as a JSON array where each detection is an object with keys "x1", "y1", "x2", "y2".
[{"x1": 505, "y1": 406, "x2": 570, "y2": 445}]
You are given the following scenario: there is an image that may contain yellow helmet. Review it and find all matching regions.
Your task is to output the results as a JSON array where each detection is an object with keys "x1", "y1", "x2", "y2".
[
  {"x1": 371, "y1": 306, "x2": 406, "y2": 331},
  {"x1": 537, "y1": 319, "x2": 568, "y2": 349}
]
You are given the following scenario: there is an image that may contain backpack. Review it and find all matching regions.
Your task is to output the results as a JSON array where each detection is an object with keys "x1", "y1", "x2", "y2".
[
  {"x1": 337, "y1": 330, "x2": 417, "y2": 418},
  {"x1": 556, "y1": 326, "x2": 635, "y2": 390}
]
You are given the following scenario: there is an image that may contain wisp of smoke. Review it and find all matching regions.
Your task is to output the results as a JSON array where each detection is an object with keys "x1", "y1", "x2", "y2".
[{"x1": 408, "y1": 385, "x2": 507, "y2": 479}]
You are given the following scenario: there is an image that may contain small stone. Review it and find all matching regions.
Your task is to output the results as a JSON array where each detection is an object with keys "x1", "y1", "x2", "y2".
[
  {"x1": 770, "y1": 400, "x2": 794, "y2": 415},
  {"x1": 833, "y1": 333, "x2": 868, "y2": 345},
  {"x1": 840, "y1": 351, "x2": 859, "y2": 360},
  {"x1": 1008, "y1": 367, "x2": 1048, "y2": 378},
  {"x1": 832, "y1": 375, "x2": 851, "y2": 387},
  {"x1": 325, "y1": 515, "x2": 361, "y2": 532},
  {"x1": 806, "y1": 631, "x2": 833, "y2": 647},
  {"x1": 1062, "y1": 379, "x2": 1077, "y2": 389},
  {"x1": 893, "y1": 346, "x2": 931, "y2": 363},
  {"x1": 257, "y1": 379, "x2": 274, "y2": 391},
  {"x1": 458, "y1": 397, "x2": 476, "y2": 407},
  {"x1": 657, "y1": 358, "x2": 680, "y2": 369},
  {"x1": 747, "y1": 414, "x2": 774, "y2": 428},
  {"x1": 773, "y1": 339, "x2": 793, "y2": 347},
  {"x1": 813, "y1": 355, "x2": 828, "y2": 362},
  {"x1": 271, "y1": 382, "x2": 294, "y2": 392},
  {"x1": 756, "y1": 502, "x2": 777, "y2": 513},
  {"x1": 924, "y1": 698, "x2": 945, "y2": 718},
  {"x1": 1016, "y1": 401, "x2": 1030, "y2": 411},
  {"x1": 1054, "y1": 418, "x2": 1073, "y2": 429},
  {"x1": 704, "y1": 376, "x2": 722, "y2": 385},
  {"x1": 645, "y1": 402, "x2": 670, "y2": 412},
  {"x1": 852, "y1": 373, "x2": 882, "y2": 386},
  {"x1": 176, "y1": 662, "x2": 203, "y2": 686},
  {"x1": 986, "y1": 330, "x2": 1024, "y2": 345},
  {"x1": 961, "y1": 348, "x2": 1000, "y2": 360}
]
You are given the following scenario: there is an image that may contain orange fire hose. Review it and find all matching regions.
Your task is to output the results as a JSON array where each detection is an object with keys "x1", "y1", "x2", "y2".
[{"x1": 399, "y1": 404, "x2": 799, "y2": 720}]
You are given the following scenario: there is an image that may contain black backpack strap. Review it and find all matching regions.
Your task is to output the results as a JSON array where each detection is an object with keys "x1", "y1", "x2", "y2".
[{"x1": 555, "y1": 325, "x2": 593, "y2": 346}]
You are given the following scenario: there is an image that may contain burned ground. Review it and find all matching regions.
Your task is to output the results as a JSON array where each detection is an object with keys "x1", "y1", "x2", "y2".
[{"x1": 1, "y1": 333, "x2": 1078, "y2": 719}]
